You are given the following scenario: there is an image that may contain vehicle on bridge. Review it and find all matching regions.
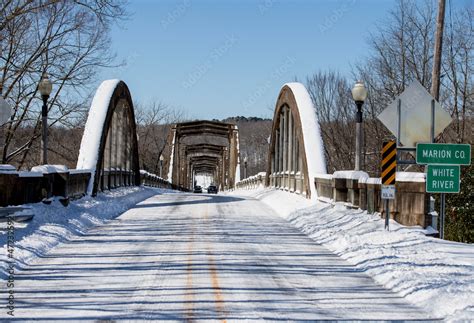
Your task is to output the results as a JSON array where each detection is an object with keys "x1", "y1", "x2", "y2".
[
  {"x1": 193, "y1": 185, "x2": 203, "y2": 193},
  {"x1": 207, "y1": 185, "x2": 218, "y2": 194}
]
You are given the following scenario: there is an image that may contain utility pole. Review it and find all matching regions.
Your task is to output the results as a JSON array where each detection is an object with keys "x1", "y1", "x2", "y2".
[
  {"x1": 431, "y1": 0, "x2": 446, "y2": 101},
  {"x1": 431, "y1": 0, "x2": 447, "y2": 239}
]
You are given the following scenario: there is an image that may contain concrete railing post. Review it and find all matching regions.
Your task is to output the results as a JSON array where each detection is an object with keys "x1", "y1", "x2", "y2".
[
  {"x1": 0, "y1": 170, "x2": 19, "y2": 207},
  {"x1": 358, "y1": 178, "x2": 368, "y2": 211}
]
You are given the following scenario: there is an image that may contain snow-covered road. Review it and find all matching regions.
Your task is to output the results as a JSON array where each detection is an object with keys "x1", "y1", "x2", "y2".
[{"x1": 11, "y1": 193, "x2": 437, "y2": 321}]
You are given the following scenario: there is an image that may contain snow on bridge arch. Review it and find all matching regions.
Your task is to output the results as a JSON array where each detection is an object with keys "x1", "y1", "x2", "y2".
[
  {"x1": 266, "y1": 82, "x2": 326, "y2": 199},
  {"x1": 76, "y1": 80, "x2": 140, "y2": 195}
]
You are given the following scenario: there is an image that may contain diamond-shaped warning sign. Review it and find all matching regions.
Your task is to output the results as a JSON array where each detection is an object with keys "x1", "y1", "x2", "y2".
[{"x1": 377, "y1": 80, "x2": 452, "y2": 148}]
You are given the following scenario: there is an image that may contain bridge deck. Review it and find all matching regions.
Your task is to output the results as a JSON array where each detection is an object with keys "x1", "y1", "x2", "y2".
[{"x1": 12, "y1": 193, "x2": 436, "y2": 321}]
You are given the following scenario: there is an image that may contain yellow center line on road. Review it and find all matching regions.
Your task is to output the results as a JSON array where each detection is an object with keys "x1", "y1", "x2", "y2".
[
  {"x1": 203, "y1": 204, "x2": 227, "y2": 323},
  {"x1": 208, "y1": 246, "x2": 227, "y2": 322}
]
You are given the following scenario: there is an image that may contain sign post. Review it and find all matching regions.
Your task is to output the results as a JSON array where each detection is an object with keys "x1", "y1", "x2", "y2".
[
  {"x1": 377, "y1": 80, "x2": 471, "y2": 239},
  {"x1": 381, "y1": 140, "x2": 397, "y2": 231}
]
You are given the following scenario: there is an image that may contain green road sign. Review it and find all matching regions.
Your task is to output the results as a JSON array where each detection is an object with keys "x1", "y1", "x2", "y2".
[
  {"x1": 416, "y1": 143, "x2": 471, "y2": 165},
  {"x1": 426, "y1": 165, "x2": 460, "y2": 193}
]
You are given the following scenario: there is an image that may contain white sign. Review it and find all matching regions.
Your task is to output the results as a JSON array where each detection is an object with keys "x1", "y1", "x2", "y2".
[
  {"x1": 0, "y1": 97, "x2": 12, "y2": 125},
  {"x1": 381, "y1": 185, "x2": 396, "y2": 200},
  {"x1": 377, "y1": 80, "x2": 452, "y2": 148}
]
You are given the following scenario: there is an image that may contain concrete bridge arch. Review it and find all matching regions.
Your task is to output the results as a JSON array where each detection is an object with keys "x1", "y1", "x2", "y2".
[
  {"x1": 76, "y1": 80, "x2": 140, "y2": 195},
  {"x1": 266, "y1": 82, "x2": 326, "y2": 198}
]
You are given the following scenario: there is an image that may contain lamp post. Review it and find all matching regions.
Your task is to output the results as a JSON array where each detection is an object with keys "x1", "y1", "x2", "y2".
[
  {"x1": 39, "y1": 74, "x2": 52, "y2": 165},
  {"x1": 0, "y1": 97, "x2": 12, "y2": 126},
  {"x1": 243, "y1": 156, "x2": 248, "y2": 179},
  {"x1": 351, "y1": 81, "x2": 367, "y2": 171},
  {"x1": 0, "y1": 98, "x2": 12, "y2": 166},
  {"x1": 159, "y1": 154, "x2": 164, "y2": 177}
]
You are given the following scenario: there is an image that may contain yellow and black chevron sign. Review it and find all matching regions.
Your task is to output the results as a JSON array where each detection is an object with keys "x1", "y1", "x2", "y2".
[{"x1": 382, "y1": 140, "x2": 397, "y2": 185}]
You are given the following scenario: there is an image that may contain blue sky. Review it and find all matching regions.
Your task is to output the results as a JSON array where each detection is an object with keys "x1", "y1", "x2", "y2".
[{"x1": 100, "y1": 0, "x2": 401, "y2": 120}]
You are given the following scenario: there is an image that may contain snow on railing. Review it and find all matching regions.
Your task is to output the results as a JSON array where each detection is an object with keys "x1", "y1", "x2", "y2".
[
  {"x1": 235, "y1": 172, "x2": 267, "y2": 190},
  {"x1": 314, "y1": 171, "x2": 431, "y2": 229},
  {"x1": 139, "y1": 169, "x2": 188, "y2": 191},
  {"x1": 139, "y1": 170, "x2": 169, "y2": 189},
  {"x1": 0, "y1": 166, "x2": 92, "y2": 206}
]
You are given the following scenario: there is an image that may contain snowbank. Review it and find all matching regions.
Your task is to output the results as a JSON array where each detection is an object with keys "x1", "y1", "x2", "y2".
[
  {"x1": 366, "y1": 177, "x2": 382, "y2": 184},
  {"x1": 30, "y1": 165, "x2": 69, "y2": 174},
  {"x1": 396, "y1": 171, "x2": 425, "y2": 182},
  {"x1": 333, "y1": 170, "x2": 369, "y2": 180},
  {"x1": 69, "y1": 169, "x2": 92, "y2": 175},
  {"x1": 227, "y1": 187, "x2": 312, "y2": 218},
  {"x1": 18, "y1": 172, "x2": 43, "y2": 178},
  {"x1": 0, "y1": 186, "x2": 176, "y2": 281},
  {"x1": 0, "y1": 164, "x2": 16, "y2": 173},
  {"x1": 228, "y1": 187, "x2": 474, "y2": 321},
  {"x1": 76, "y1": 79, "x2": 121, "y2": 194},
  {"x1": 140, "y1": 169, "x2": 165, "y2": 180},
  {"x1": 284, "y1": 83, "x2": 327, "y2": 199}
]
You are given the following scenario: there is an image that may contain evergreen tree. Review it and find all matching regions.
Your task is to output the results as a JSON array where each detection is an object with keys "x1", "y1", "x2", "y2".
[{"x1": 445, "y1": 157, "x2": 473, "y2": 243}]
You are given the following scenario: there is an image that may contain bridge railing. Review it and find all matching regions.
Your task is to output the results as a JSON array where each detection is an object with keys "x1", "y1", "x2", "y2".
[
  {"x1": 235, "y1": 172, "x2": 267, "y2": 190},
  {"x1": 140, "y1": 170, "x2": 189, "y2": 192},
  {"x1": 315, "y1": 171, "x2": 432, "y2": 228},
  {"x1": 0, "y1": 166, "x2": 91, "y2": 207},
  {"x1": 99, "y1": 169, "x2": 136, "y2": 191},
  {"x1": 238, "y1": 171, "x2": 307, "y2": 197},
  {"x1": 68, "y1": 170, "x2": 93, "y2": 199},
  {"x1": 236, "y1": 168, "x2": 431, "y2": 228},
  {"x1": 140, "y1": 170, "x2": 172, "y2": 189},
  {"x1": 0, "y1": 165, "x2": 190, "y2": 207},
  {"x1": 269, "y1": 171, "x2": 305, "y2": 195}
]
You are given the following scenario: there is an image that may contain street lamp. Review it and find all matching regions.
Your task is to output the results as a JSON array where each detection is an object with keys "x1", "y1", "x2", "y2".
[
  {"x1": 0, "y1": 98, "x2": 12, "y2": 166},
  {"x1": 0, "y1": 97, "x2": 12, "y2": 126},
  {"x1": 351, "y1": 81, "x2": 367, "y2": 171},
  {"x1": 243, "y1": 156, "x2": 248, "y2": 179},
  {"x1": 159, "y1": 154, "x2": 164, "y2": 177},
  {"x1": 39, "y1": 73, "x2": 52, "y2": 165}
]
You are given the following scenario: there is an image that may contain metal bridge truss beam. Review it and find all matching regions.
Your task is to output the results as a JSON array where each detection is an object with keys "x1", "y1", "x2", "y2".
[{"x1": 163, "y1": 121, "x2": 240, "y2": 191}]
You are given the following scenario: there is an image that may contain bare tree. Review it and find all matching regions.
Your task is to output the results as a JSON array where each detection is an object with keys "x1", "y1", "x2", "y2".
[
  {"x1": 441, "y1": 5, "x2": 473, "y2": 144},
  {"x1": 230, "y1": 117, "x2": 272, "y2": 177},
  {"x1": 306, "y1": 71, "x2": 366, "y2": 173},
  {"x1": 0, "y1": 0, "x2": 127, "y2": 169},
  {"x1": 135, "y1": 100, "x2": 187, "y2": 174},
  {"x1": 351, "y1": 0, "x2": 472, "y2": 173}
]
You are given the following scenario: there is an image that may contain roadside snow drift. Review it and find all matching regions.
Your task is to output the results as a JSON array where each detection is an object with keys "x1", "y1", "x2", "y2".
[{"x1": 228, "y1": 187, "x2": 474, "y2": 321}]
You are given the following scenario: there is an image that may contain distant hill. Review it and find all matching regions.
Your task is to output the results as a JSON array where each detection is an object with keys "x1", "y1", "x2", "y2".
[
  {"x1": 213, "y1": 116, "x2": 273, "y2": 177},
  {"x1": 214, "y1": 116, "x2": 272, "y2": 123}
]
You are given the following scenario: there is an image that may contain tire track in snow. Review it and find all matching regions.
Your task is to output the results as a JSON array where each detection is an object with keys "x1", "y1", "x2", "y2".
[{"x1": 185, "y1": 211, "x2": 195, "y2": 321}]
